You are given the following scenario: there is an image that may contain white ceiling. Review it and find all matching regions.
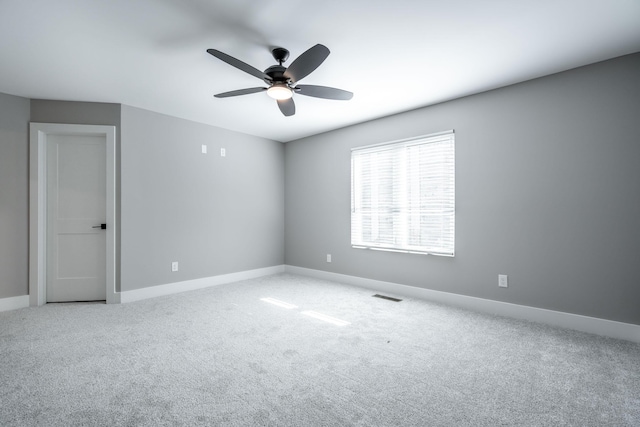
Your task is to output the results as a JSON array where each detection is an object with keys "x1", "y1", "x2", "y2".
[{"x1": 1, "y1": 0, "x2": 639, "y2": 142}]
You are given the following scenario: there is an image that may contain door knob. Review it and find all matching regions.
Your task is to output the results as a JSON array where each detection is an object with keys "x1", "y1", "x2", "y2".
[{"x1": 92, "y1": 224, "x2": 107, "y2": 229}]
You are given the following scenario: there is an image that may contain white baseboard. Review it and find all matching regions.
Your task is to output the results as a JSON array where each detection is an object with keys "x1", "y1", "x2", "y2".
[
  {"x1": 121, "y1": 265, "x2": 285, "y2": 303},
  {"x1": 0, "y1": 295, "x2": 30, "y2": 312},
  {"x1": 285, "y1": 265, "x2": 640, "y2": 343}
]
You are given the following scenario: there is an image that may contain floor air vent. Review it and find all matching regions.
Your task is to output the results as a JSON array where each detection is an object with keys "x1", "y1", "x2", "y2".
[{"x1": 372, "y1": 294, "x2": 402, "y2": 302}]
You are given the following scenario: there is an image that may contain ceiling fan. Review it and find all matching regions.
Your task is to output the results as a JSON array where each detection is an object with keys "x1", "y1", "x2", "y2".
[{"x1": 206, "y1": 44, "x2": 353, "y2": 117}]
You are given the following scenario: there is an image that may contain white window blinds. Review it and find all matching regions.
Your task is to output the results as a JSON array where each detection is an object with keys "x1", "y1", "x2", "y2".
[{"x1": 351, "y1": 131, "x2": 455, "y2": 256}]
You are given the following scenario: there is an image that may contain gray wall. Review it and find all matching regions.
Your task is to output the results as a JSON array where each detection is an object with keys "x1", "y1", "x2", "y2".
[
  {"x1": 0, "y1": 93, "x2": 30, "y2": 299},
  {"x1": 120, "y1": 106, "x2": 284, "y2": 292},
  {"x1": 31, "y1": 99, "x2": 122, "y2": 132},
  {"x1": 31, "y1": 99, "x2": 123, "y2": 290},
  {"x1": 2, "y1": 98, "x2": 284, "y2": 299},
  {"x1": 285, "y1": 53, "x2": 640, "y2": 325}
]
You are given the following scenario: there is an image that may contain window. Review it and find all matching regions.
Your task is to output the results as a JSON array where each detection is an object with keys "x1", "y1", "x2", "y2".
[{"x1": 351, "y1": 131, "x2": 455, "y2": 256}]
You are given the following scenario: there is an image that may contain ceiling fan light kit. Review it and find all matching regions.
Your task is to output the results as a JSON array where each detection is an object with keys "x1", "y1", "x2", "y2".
[
  {"x1": 267, "y1": 84, "x2": 293, "y2": 100},
  {"x1": 207, "y1": 44, "x2": 353, "y2": 117}
]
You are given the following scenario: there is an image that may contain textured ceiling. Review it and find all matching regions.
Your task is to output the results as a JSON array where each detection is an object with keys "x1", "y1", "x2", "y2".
[{"x1": 1, "y1": 0, "x2": 639, "y2": 142}]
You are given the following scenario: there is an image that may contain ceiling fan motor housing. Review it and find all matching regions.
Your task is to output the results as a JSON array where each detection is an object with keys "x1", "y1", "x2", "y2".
[{"x1": 264, "y1": 65, "x2": 289, "y2": 85}]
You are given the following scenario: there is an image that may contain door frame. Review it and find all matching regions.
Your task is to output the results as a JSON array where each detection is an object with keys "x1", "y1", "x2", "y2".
[{"x1": 29, "y1": 123, "x2": 119, "y2": 305}]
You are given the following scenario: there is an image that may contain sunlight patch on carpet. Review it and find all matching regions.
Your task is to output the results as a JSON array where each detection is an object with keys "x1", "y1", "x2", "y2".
[
  {"x1": 301, "y1": 310, "x2": 351, "y2": 326},
  {"x1": 260, "y1": 297, "x2": 298, "y2": 309}
]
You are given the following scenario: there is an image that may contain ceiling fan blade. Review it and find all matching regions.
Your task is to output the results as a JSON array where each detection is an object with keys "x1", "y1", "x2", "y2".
[
  {"x1": 295, "y1": 85, "x2": 353, "y2": 100},
  {"x1": 207, "y1": 49, "x2": 271, "y2": 82},
  {"x1": 214, "y1": 87, "x2": 267, "y2": 98},
  {"x1": 277, "y1": 98, "x2": 295, "y2": 117},
  {"x1": 283, "y1": 44, "x2": 330, "y2": 84}
]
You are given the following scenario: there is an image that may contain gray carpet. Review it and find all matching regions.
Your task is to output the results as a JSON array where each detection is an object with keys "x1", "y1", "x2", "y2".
[{"x1": 1, "y1": 273, "x2": 639, "y2": 426}]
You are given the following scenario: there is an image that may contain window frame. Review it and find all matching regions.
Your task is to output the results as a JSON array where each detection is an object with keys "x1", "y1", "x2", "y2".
[{"x1": 350, "y1": 130, "x2": 455, "y2": 257}]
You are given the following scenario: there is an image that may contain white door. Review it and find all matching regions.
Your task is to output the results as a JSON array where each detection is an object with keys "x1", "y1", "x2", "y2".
[{"x1": 46, "y1": 134, "x2": 107, "y2": 302}]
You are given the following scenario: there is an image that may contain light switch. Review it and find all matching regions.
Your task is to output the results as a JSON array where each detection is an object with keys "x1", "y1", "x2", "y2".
[{"x1": 201, "y1": 145, "x2": 207, "y2": 154}]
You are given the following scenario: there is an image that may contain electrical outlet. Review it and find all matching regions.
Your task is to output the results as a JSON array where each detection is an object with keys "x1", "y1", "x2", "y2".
[
  {"x1": 498, "y1": 274, "x2": 508, "y2": 288},
  {"x1": 326, "y1": 254, "x2": 332, "y2": 263},
  {"x1": 220, "y1": 148, "x2": 226, "y2": 157},
  {"x1": 172, "y1": 261, "x2": 179, "y2": 272}
]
